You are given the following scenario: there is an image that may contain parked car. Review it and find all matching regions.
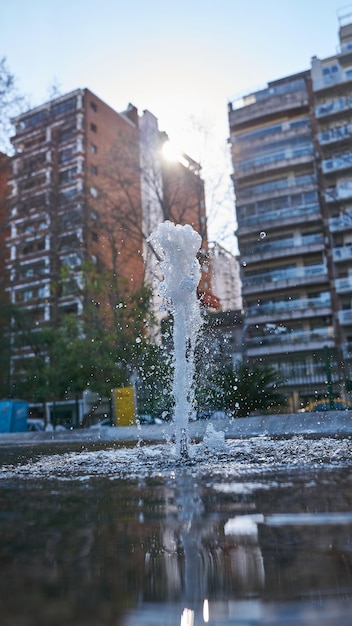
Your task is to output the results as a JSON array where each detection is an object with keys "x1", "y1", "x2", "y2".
[{"x1": 303, "y1": 399, "x2": 352, "y2": 412}]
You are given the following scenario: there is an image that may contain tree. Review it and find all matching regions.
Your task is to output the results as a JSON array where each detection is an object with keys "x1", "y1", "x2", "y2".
[
  {"x1": 0, "y1": 57, "x2": 27, "y2": 153},
  {"x1": 132, "y1": 341, "x2": 173, "y2": 418},
  {"x1": 92, "y1": 116, "x2": 211, "y2": 325},
  {"x1": 206, "y1": 363, "x2": 286, "y2": 417}
]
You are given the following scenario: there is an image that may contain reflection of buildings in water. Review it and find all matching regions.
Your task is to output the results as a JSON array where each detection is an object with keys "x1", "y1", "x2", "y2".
[
  {"x1": 224, "y1": 515, "x2": 265, "y2": 591},
  {"x1": 144, "y1": 478, "x2": 265, "y2": 606}
]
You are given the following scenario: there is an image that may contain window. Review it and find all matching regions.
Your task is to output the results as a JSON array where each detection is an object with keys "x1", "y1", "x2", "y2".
[
  {"x1": 19, "y1": 174, "x2": 46, "y2": 191},
  {"x1": 51, "y1": 97, "x2": 76, "y2": 118},
  {"x1": 59, "y1": 147, "x2": 74, "y2": 163},
  {"x1": 61, "y1": 253, "x2": 81, "y2": 268},
  {"x1": 58, "y1": 126, "x2": 76, "y2": 143},
  {"x1": 91, "y1": 164, "x2": 98, "y2": 175},
  {"x1": 59, "y1": 167, "x2": 77, "y2": 185},
  {"x1": 90, "y1": 143, "x2": 98, "y2": 153},
  {"x1": 59, "y1": 187, "x2": 78, "y2": 204},
  {"x1": 59, "y1": 233, "x2": 80, "y2": 250},
  {"x1": 21, "y1": 262, "x2": 46, "y2": 278},
  {"x1": 24, "y1": 134, "x2": 46, "y2": 149},
  {"x1": 19, "y1": 110, "x2": 49, "y2": 131},
  {"x1": 90, "y1": 102, "x2": 97, "y2": 112},
  {"x1": 22, "y1": 240, "x2": 45, "y2": 255},
  {"x1": 90, "y1": 123, "x2": 97, "y2": 133},
  {"x1": 23, "y1": 289, "x2": 34, "y2": 302},
  {"x1": 90, "y1": 186, "x2": 98, "y2": 198},
  {"x1": 23, "y1": 224, "x2": 35, "y2": 234},
  {"x1": 91, "y1": 231, "x2": 98, "y2": 242}
]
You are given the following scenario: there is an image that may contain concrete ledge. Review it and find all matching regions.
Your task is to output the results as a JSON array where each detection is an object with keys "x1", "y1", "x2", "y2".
[
  {"x1": 0, "y1": 411, "x2": 352, "y2": 446},
  {"x1": 222, "y1": 411, "x2": 352, "y2": 438}
]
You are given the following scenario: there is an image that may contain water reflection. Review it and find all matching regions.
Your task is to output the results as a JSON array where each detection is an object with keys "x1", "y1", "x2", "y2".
[{"x1": 0, "y1": 445, "x2": 352, "y2": 625}]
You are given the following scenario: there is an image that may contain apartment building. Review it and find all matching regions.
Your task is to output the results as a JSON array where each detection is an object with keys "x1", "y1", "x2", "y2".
[
  {"x1": 228, "y1": 72, "x2": 335, "y2": 410},
  {"x1": 208, "y1": 242, "x2": 242, "y2": 311},
  {"x1": 228, "y1": 13, "x2": 352, "y2": 410},
  {"x1": 311, "y1": 15, "x2": 352, "y2": 379},
  {"x1": 4, "y1": 89, "x2": 212, "y2": 376}
]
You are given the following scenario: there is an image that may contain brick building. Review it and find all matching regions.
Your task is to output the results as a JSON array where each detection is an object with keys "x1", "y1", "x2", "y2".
[{"x1": 2, "y1": 89, "x2": 213, "y2": 379}]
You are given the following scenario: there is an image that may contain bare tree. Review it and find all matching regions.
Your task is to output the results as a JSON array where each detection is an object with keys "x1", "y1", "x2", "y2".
[
  {"x1": 91, "y1": 117, "x2": 211, "y2": 326},
  {"x1": 0, "y1": 57, "x2": 27, "y2": 153}
]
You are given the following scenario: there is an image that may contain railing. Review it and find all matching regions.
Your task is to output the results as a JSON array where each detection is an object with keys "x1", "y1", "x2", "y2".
[
  {"x1": 237, "y1": 174, "x2": 316, "y2": 201},
  {"x1": 245, "y1": 295, "x2": 331, "y2": 317},
  {"x1": 338, "y1": 309, "x2": 352, "y2": 324},
  {"x1": 246, "y1": 328, "x2": 334, "y2": 348},
  {"x1": 236, "y1": 146, "x2": 313, "y2": 172},
  {"x1": 325, "y1": 183, "x2": 352, "y2": 202},
  {"x1": 335, "y1": 276, "x2": 352, "y2": 292},
  {"x1": 318, "y1": 125, "x2": 352, "y2": 144},
  {"x1": 332, "y1": 246, "x2": 352, "y2": 261},
  {"x1": 313, "y1": 69, "x2": 352, "y2": 91},
  {"x1": 238, "y1": 203, "x2": 319, "y2": 228},
  {"x1": 329, "y1": 213, "x2": 352, "y2": 231},
  {"x1": 316, "y1": 95, "x2": 352, "y2": 117},
  {"x1": 322, "y1": 152, "x2": 352, "y2": 173},
  {"x1": 244, "y1": 264, "x2": 327, "y2": 287},
  {"x1": 241, "y1": 234, "x2": 324, "y2": 257}
]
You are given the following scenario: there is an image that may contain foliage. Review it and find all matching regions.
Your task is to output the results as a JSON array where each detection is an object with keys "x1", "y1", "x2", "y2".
[
  {"x1": 206, "y1": 362, "x2": 286, "y2": 417},
  {"x1": 132, "y1": 341, "x2": 173, "y2": 418},
  {"x1": 3, "y1": 278, "x2": 170, "y2": 418},
  {"x1": 0, "y1": 57, "x2": 27, "y2": 152}
]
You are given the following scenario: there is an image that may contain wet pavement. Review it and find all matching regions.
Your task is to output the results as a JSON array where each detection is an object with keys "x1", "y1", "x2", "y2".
[{"x1": 0, "y1": 435, "x2": 352, "y2": 624}]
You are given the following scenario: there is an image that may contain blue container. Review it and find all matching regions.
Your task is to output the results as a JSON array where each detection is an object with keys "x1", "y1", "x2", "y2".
[{"x1": 0, "y1": 401, "x2": 29, "y2": 433}]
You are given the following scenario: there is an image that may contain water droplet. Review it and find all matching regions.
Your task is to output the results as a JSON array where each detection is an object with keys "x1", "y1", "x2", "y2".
[
  {"x1": 260, "y1": 231, "x2": 266, "y2": 239},
  {"x1": 242, "y1": 260, "x2": 247, "y2": 267},
  {"x1": 135, "y1": 337, "x2": 142, "y2": 344}
]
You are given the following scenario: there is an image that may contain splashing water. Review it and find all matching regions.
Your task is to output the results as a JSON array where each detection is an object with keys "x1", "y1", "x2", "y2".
[{"x1": 148, "y1": 221, "x2": 203, "y2": 458}]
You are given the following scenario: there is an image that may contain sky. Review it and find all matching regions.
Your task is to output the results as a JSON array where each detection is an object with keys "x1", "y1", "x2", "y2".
[{"x1": 0, "y1": 0, "x2": 348, "y2": 249}]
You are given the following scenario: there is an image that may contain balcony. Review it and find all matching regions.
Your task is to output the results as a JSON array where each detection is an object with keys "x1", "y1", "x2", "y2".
[
  {"x1": 235, "y1": 147, "x2": 313, "y2": 180},
  {"x1": 241, "y1": 234, "x2": 324, "y2": 263},
  {"x1": 322, "y1": 152, "x2": 352, "y2": 174},
  {"x1": 235, "y1": 174, "x2": 317, "y2": 206},
  {"x1": 332, "y1": 245, "x2": 352, "y2": 262},
  {"x1": 237, "y1": 203, "x2": 320, "y2": 231},
  {"x1": 338, "y1": 309, "x2": 352, "y2": 325},
  {"x1": 313, "y1": 70, "x2": 352, "y2": 92},
  {"x1": 335, "y1": 276, "x2": 352, "y2": 293},
  {"x1": 318, "y1": 125, "x2": 352, "y2": 145},
  {"x1": 316, "y1": 96, "x2": 352, "y2": 118},
  {"x1": 246, "y1": 328, "x2": 334, "y2": 356},
  {"x1": 229, "y1": 90, "x2": 309, "y2": 128},
  {"x1": 329, "y1": 213, "x2": 352, "y2": 231},
  {"x1": 325, "y1": 182, "x2": 352, "y2": 203},
  {"x1": 243, "y1": 264, "x2": 328, "y2": 294},
  {"x1": 337, "y1": 44, "x2": 352, "y2": 66},
  {"x1": 245, "y1": 294, "x2": 332, "y2": 321}
]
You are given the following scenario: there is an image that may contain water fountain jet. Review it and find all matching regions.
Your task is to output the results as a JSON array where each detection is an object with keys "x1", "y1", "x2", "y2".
[{"x1": 148, "y1": 221, "x2": 203, "y2": 459}]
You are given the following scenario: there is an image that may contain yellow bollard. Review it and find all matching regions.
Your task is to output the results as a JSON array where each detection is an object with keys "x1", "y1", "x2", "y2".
[{"x1": 112, "y1": 387, "x2": 135, "y2": 426}]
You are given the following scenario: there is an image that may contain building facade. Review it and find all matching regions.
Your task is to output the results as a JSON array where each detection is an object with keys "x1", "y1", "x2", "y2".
[
  {"x1": 311, "y1": 15, "x2": 352, "y2": 383},
  {"x1": 228, "y1": 16, "x2": 352, "y2": 410},
  {"x1": 208, "y1": 242, "x2": 242, "y2": 311},
  {"x1": 3, "y1": 89, "x2": 212, "y2": 382}
]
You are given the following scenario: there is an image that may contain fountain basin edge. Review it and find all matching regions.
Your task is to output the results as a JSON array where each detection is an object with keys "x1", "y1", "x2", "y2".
[{"x1": 0, "y1": 411, "x2": 351, "y2": 446}]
